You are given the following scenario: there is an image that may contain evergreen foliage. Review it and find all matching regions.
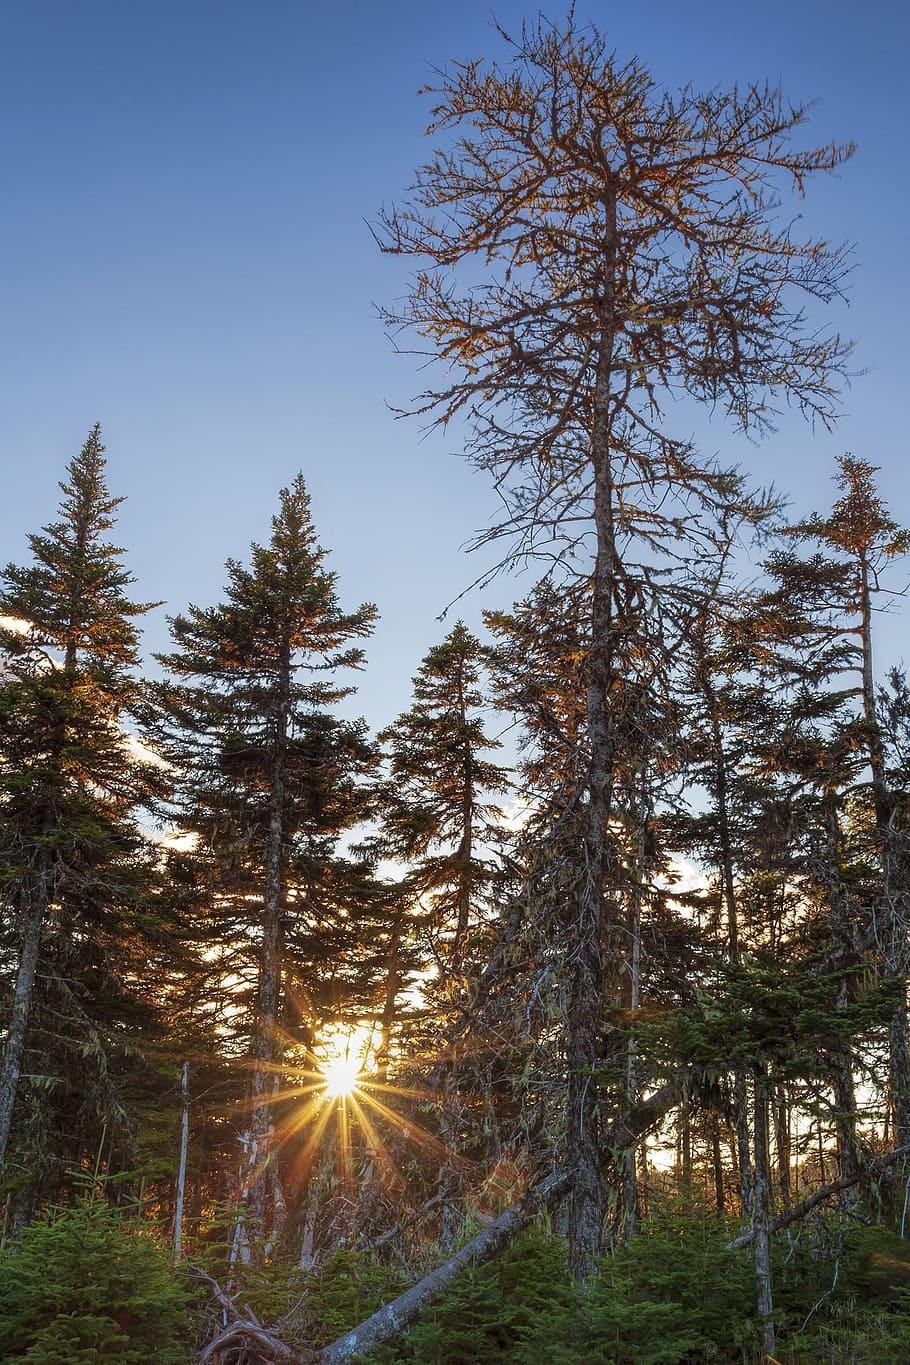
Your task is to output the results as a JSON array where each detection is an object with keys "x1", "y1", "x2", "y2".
[
  {"x1": 0, "y1": 1195, "x2": 190, "y2": 1363},
  {"x1": 0, "y1": 425, "x2": 176, "y2": 1208}
]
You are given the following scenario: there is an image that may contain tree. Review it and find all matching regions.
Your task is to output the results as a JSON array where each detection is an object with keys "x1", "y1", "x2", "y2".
[
  {"x1": 0, "y1": 425, "x2": 162, "y2": 1179},
  {"x1": 793, "y1": 457, "x2": 910, "y2": 1144},
  {"x1": 377, "y1": 13, "x2": 851, "y2": 1276},
  {"x1": 380, "y1": 622, "x2": 508, "y2": 973},
  {"x1": 151, "y1": 475, "x2": 377, "y2": 1254}
]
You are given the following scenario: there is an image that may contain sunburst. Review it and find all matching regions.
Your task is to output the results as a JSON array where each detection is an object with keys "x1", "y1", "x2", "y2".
[{"x1": 321, "y1": 1053, "x2": 361, "y2": 1099}]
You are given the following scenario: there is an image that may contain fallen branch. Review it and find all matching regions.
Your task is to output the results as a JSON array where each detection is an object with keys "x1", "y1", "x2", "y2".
[
  {"x1": 191, "y1": 1078, "x2": 687, "y2": 1364},
  {"x1": 729, "y1": 1144, "x2": 910, "y2": 1250},
  {"x1": 318, "y1": 1074, "x2": 686, "y2": 1364},
  {"x1": 191, "y1": 1263, "x2": 304, "y2": 1364},
  {"x1": 317, "y1": 1167, "x2": 570, "y2": 1364},
  {"x1": 199, "y1": 1319, "x2": 303, "y2": 1364}
]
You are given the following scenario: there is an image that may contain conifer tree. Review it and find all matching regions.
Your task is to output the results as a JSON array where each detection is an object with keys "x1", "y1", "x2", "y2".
[
  {"x1": 0, "y1": 426, "x2": 163, "y2": 1180},
  {"x1": 379, "y1": 622, "x2": 508, "y2": 974},
  {"x1": 794, "y1": 458, "x2": 910, "y2": 1143},
  {"x1": 151, "y1": 475, "x2": 377, "y2": 1253},
  {"x1": 378, "y1": 14, "x2": 851, "y2": 1275}
]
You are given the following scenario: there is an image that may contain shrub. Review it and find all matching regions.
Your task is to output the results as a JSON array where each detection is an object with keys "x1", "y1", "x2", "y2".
[{"x1": 0, "y1": 1197, "x2": 190, "y2": 1363}]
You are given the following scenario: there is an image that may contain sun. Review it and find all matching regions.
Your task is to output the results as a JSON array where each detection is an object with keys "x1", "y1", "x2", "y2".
[{"x1": 321, "y1": 1054, "x2": 361, "y2": 1100}]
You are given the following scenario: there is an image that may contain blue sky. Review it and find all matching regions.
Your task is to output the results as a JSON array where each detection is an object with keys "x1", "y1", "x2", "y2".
[{"x1": 2, "y1": 1, "x2": 908, "y2": 726}]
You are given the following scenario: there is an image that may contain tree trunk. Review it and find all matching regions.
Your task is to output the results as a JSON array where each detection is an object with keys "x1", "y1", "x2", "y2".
[
  {"x1": 453, "y1": 654, "x2": 473, "y2": 963},
  {"x1": 822, "y1": 789, "x2": 862, "y2": 1189},
  {"x1": 700, "y1": 675, "x2": 753, "y2": 1215},
  {"x1": 712, "y1": 1122, "x2": 725, "y2": 1213},
  {"x1": 891, "y1": 1004, "x2": 910, "y2": 1148},
  {"x1": 858, "y1": 556, "x2": 910, "y2": 1144},
  {"x1": 568, "y1": 180, "x2": 619, "y2": 1281},
  {"x1": 173, "y1": 1062, "x2": 190, "y2": 1262},
  {"x1": 375, "y1": 916, "x2": 403, "y2": 1087},
  {"x1": 244, "y1": 644, "x2": 291, "y2": 1251},
  {"x1": 622, "y1": 790, "x2": 645, "y2": 1242},
  {"x1": 752, "y1": 1063, "x2": 775, "y2": 1359},
  {"x1": 773, "y1": 1089, "x2": 791, "y2": 1210},
  {"x1": 0, "y1": 870, "x2": 50, "y2": 1167}
]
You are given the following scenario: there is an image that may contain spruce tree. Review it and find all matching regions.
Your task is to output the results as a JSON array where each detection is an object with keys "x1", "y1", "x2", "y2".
[
  {"x1": 379, "y1": 622, "x2": 509, "y2": 974},
  {"x1": 794, "y1": 457, "x2": 910, "y2": 1143},
  {"x1": 0, "y1": 425, "x2": 161, "y2": 1176},
  {"x1": 151, "y1": 474, "x2": 377, "y2": 1253}
]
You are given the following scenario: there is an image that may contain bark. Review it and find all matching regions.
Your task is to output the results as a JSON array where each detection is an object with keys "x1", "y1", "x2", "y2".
[
  {"x1": 245, "y1": 642, "x2": 292, "y2": 1245},
  {"x1": 751, "y1": 1063, "x2": 775, "y2": 1358},
  {"x1": 0, "y1": 869, "x2": 51, "y2": 1167},
  {"x1": 858, "y1": 554, "x2": 910, "y2": 1144},
  {"x1": 568, "y1": 178, "x2": 619, "y2": 1280},
  {"x1": 173, "y1": 1062, "x2": 190, "y2": 1262}
]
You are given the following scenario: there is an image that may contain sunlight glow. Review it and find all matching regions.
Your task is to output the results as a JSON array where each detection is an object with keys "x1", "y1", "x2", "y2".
[{"x1": 321, "y1": 1053, "x2": 361, "y2": 1099}]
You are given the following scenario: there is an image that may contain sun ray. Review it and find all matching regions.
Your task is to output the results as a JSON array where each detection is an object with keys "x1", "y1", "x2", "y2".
[
  {"x1": 347, "y1": 1092, "x2": 404, "y2": 1190},
  {"x1": 288, "y1": 1094, "x2": 335, "y2": 1188},
  {"x1": 358, "y1": 1079, "x2": 441, "y2": 1103},
  {"x1": 273, "y1": 1087, "x2": 331, "y2": 1147},
  {"x1": 338, "y1": 1095, "x2": 352, "y2": 1197},
  {"x1": 355, "y1": 1087, "x2": 473, "y2": 1169}
]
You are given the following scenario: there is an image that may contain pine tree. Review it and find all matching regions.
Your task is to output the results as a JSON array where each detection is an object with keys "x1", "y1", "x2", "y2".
[
  {"x1": 0, "y1": 425, "x2": 161, "y2": 1178},
  {"x1": 151, "y1": 474, "x2": 377, "y2": 1254}
]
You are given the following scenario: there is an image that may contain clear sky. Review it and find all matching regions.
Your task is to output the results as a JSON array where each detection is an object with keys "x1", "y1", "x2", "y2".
[{"x1": 2, "y1": 1, "x2": 908, "y2": 727}]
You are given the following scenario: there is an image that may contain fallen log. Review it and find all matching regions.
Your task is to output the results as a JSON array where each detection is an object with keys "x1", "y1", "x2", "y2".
[
  {"x1": 318, "y1": 1075, "x2": 687, "y2": 1364},
  {"x1": 192, "y1": 1077, "x2": 687, "y2": 1364},
  {"x1": 317, "y1": 1167, "x2": 569, "y2": 1364}
]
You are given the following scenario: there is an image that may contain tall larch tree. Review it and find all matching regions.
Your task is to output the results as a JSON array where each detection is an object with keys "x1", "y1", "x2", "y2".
[{"x1": 377, "y1": 14, "x2": 851, "y2": 1277}]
